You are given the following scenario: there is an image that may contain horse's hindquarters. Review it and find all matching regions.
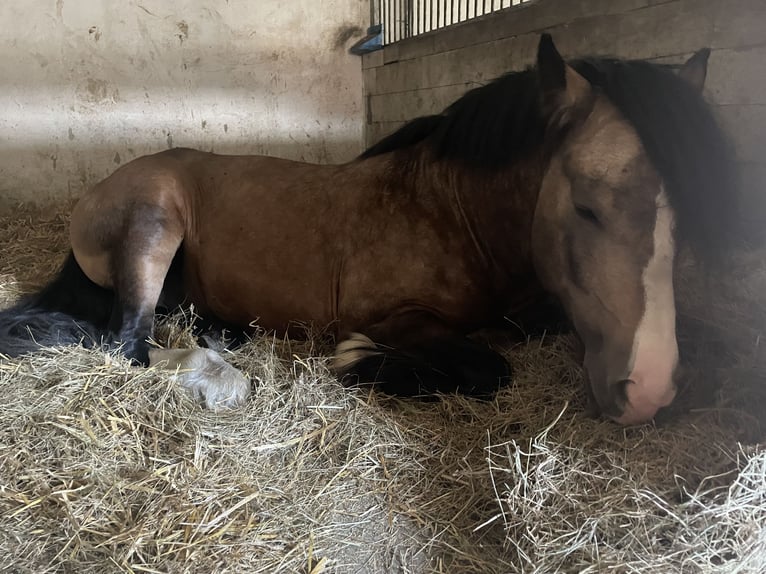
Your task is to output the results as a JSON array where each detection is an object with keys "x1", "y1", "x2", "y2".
[{"x1": 69, "y1": 153, "x2": 190, "y2": 362}]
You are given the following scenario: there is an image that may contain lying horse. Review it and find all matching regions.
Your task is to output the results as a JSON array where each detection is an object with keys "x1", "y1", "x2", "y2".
[{"x1": 0, "y1": 35, "x2": 736, "y2": 424}]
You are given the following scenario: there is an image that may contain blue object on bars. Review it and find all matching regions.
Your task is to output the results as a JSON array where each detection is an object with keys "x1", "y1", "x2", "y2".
[{"x1": 349, "y1": 25, "x2": 383, "y2": 55}]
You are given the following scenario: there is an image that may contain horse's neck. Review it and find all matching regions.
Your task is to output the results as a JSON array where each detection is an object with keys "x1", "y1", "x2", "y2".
[{"x1": 419, "y1": 154, "x2": 544, "y2": 291}]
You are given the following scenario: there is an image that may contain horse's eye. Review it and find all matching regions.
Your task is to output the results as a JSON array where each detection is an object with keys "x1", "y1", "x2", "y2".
[{"x1": 574, "y1": 203, "x2": 601, "y2": 226}]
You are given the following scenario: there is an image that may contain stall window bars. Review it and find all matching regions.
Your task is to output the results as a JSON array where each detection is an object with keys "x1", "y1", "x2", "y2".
[{"x1": 369, "y1": 0, "x2": 531, "y2": 45}]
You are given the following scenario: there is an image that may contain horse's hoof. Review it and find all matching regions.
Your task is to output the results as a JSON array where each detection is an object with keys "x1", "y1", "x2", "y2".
[
  {"x1": 149, "y1": 348, "x2": 251, "y2": 410},
  {"x1": 105, "y1": 336, "x2": 150, "y2": 366}
]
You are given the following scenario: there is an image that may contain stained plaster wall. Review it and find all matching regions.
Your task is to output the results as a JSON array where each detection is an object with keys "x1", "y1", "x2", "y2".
[
  {"x1": 0, "y1": 0, "x2": 369, "y2": 203},
  {"x1": 363, "y1": 0, "x2": 766, "y2": 224}
]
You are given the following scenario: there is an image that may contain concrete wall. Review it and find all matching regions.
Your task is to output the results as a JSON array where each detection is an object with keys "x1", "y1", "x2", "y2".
[
  {"x1": 0, "y1": 0, "x2": 369, "y2": 203},
  {"x1": 362, "y1": 0, "x2": 765, "y2": 221}
]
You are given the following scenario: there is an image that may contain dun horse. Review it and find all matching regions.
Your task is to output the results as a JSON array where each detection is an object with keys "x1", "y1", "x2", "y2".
[{"x1": 0, "y1": 36, "x2": 736, "y2": 424}]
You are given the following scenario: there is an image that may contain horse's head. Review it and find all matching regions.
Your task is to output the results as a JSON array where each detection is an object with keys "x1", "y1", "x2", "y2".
[{"x1": 530, "y1": 36, "x2": 724, "y2": 425}]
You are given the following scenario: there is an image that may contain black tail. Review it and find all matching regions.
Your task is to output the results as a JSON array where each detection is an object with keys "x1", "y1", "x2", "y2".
[{"x1": 0, "y1": 252, "x2": 114, "y2": 357}]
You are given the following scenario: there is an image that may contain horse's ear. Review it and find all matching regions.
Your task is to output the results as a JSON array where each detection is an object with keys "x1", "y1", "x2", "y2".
[
  {"x1": 537, "y1": 34, "x2": 567, "y2": 94},
  {"x1": 537, "y1": 34, "x2": 591, "y2": 124},
  {"x1": 678, "y1": 48, "x2": 710, "y2": 93}
]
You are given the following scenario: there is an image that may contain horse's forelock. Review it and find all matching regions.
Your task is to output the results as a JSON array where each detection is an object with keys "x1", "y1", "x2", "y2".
[{"x1": 571, "y1": 58, "x2": 739, "y2": 260}]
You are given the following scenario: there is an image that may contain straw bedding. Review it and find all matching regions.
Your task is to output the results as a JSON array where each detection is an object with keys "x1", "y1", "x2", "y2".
[{"x1": 0, "y1": 203, "x2": 764, "y2": 573}]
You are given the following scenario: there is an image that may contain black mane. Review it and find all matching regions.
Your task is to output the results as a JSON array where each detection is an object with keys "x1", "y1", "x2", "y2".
[
  {"x1": 360, "y1": 56, "x2": 738, "y2": 256},
  {"x1": 361, "y1": 68, "x2": 545, "y2": 166}
]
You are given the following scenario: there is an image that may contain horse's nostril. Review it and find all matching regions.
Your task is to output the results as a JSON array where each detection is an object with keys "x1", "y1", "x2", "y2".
[
  {"x1": 613, "y1": 377, "x2": 677, "y2": 425},
  {"x1": 595, "y1": 379, "x2": 633, "y2": 419}
]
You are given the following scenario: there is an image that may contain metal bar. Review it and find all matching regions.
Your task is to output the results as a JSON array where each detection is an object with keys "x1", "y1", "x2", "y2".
[
  {"x1": 414, "y1": 1, "x2": 423, "y2": 34},
  {"x1": 380, "y1": 0, "x2": 388, "y2": 45},
  {"x1": 406, "y1": 0, "x2": 409, "y2": 39},
  {"x1": 380, "y1": 2, "x2": 388, "y2": 44},
  {"x1": 430, "y1": 0, "x2": 434, "y2": 31},
  {"x1": 419, "y1": 0, "x2": 423, "y2": 34},
  {"x1": 402, "y1": 0, "x2": 406, "y2": 40},
  {"x1": 407, "y1": 0, "x2": 412, "y2": 38},
  {"x1": 391, "y1": 0, "x2": 395, "y2": 43},
  {"x1": 394, "y1": 0, "x2": 398, "y2": 42},
  {"x1": 406, "y1": 0, "x2": 411, "y2": 38},
  {"x1": 391, "y1": 0, "x2": 395, "y2": 42},
  {"x1": 399, "y1": 0, "x2": 410, "y2": 40}
]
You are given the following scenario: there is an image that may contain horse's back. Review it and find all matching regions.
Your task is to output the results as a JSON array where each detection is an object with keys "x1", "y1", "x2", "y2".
[{"x1": 69, "y1": 148, "x2": 365, "y2": 333}]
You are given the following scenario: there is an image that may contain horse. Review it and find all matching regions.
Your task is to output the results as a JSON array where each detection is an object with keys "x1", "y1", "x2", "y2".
[{"x1": 0, "y1": 35, "x2": 736, "y2": 424}]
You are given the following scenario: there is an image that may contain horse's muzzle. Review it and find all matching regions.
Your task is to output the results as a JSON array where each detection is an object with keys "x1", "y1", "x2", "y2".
[{"x1": 612, "y1": 377, "x2": 677, "y2": 425}]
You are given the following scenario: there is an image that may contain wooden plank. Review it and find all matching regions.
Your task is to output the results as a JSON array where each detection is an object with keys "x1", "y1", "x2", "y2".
[
  {"x1": 713, "y1": 0, "x2": 766, "y2": 50},
  {"x1": 716, "y1": 105, "x2": 766, "y2": 165},
  {"x1": 707, "y1": 46, "x2": 766, "y2": 106},
  {"x1": 369, "y1": 84, "x2": 470, "y2": 122}
]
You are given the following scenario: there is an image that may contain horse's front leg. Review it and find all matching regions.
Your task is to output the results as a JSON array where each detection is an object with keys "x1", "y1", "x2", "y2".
[{"x1": 332, "y1": 311, "x2": 512, "y2": 398}]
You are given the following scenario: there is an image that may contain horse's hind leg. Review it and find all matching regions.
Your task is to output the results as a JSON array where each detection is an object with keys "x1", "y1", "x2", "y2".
[
  {"x1": 110, "y1": 207, "x2": 185, "y2": 364},
  {"x1": 333, "y1": 312, "x2": 512, "y2": 398},
  {"x1": 72, "y1": 201, "x2": 184, "y2": 365}
]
